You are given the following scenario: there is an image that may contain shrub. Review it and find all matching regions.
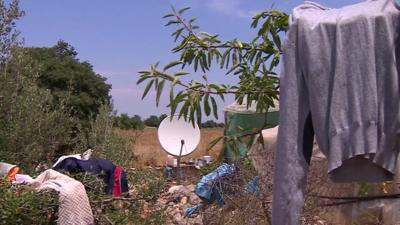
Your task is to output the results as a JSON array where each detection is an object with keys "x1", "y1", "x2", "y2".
[
  {"x1": 0, "y1": 180, "x2": 57, "y2": 225},
  {"x1": 0, "y1": 72, "x2": 73, "y2": 171},
  {"x1": 114, "y1": 114, "x2": 145, "y2": 130}
]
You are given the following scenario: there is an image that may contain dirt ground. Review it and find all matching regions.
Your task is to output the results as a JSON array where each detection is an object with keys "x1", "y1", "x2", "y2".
[{"x1": 118, "y1": 127, "x2": 224, "y2": 167}]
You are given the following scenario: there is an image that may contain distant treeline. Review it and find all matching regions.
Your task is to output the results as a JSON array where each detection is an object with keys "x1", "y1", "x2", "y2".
[{"x1": 113, "y1": 114, "x2": 224, "y2": 130}]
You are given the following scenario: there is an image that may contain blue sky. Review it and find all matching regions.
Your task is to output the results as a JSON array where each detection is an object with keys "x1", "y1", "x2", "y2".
[{"x1": 17, "y1": 0, "x2": 363, "y2": 120}]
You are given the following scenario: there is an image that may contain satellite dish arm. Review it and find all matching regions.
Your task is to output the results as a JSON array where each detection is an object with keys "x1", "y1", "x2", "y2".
[{"x1": 177, "y1": 139, "x2": 185, "y2": 184}]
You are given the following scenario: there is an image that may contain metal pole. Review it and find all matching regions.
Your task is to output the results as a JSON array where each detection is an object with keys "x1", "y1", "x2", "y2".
[{"x1": 177, "y1": 139, "x2": 184, "y2": 184}]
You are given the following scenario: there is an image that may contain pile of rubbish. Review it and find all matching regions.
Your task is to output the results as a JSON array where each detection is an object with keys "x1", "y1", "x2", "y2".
[
  {"x1": 0, "y1": 149, "x2": 130, "y2": 225},
  {"x1": 157, "y1": 162, "x2": 262, "y2": 225},
  {"x1": 156, "y1": 185, "x2": 203, "y2": 225}
]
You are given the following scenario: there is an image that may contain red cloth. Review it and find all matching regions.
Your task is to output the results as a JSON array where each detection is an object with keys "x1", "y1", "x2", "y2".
[{"x1": 112, "y1": 166, "x2": 122, "y2": 197}]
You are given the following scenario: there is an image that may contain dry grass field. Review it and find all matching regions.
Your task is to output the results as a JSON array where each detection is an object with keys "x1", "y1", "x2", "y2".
[{"x1": 118, "y1": 127, "x2": 224, "y2": 167}]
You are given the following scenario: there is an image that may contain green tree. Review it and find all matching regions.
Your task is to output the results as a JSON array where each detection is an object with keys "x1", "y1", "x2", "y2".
[
  {"x1": 137, "y1": 7, "x2": 287, "y2": 148},
  {"x1": 0, "y1": 0, "x2": 74, "y2": 169},
  {"x1": 201, "y1": 120, "x2": 224, "y2": 128},
  {"x1": 21, "y1": 40, "x2": 112, "y2": 124},
  {"x1": 0, "y1": 0, "x2": 24, "y2": 65},
  {"x1": 114, "y1": 113, "x2": 145, "y2": 130},
  {"x1": 131, "y1": 115, "x2": 145, "y2": 130},
  {"x1": 144, "y1": 115, "x2": 161, "y2": 127},
  {"x1": 159, "y1": 113, "x2": 168, "y2": 122},
  {"x1": 0, "y1": 0, "x2": 112, "y2": 167}
]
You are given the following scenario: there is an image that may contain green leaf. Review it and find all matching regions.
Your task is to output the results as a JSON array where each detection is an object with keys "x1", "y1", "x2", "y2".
[
  {"x1": 207, "y1": 51, "x2": 212, "y2": 67},
  {"x1": 179, "y1": 7, "x2": 191, "y2": 15},
  {"x1": 225, "y1": 50, "x2": 230, "y2": 69},
  {"x1": 272, "y1": 31, "x2": 282, "y2": 50},
  {"x1": 136, "y1": 75, "x2": 148, "y2": 85},
  {"x1": 203, "y1": 94, "x2": 210, "y2": 116},
  {"x1": 174, "y1": 92, "x2": 187, "y2": 103},
  {"x1": 164, "y1": 61, "x2": 182, "y2": 71},
  {"x1": 179, "y1": 100, "x2": 190, "y2": 119},
  {"x1": 235, "y1": 40, "x2": 243, "y2": 48},
  {"x1": 218, "y1": 93, "x2": 225, "y2": 101},
  {"x1": 174, "y1": 70, "x2": 190, "y2": 76},
  {"x1": 210, "y1": 96, "x2": 218, "y2": 120},
  {"x1": 142, "y1": 79, "x2": 154, "y2": 100},
  {"x1": 189, "y1": 17, "x2": 196, "y2": 23},
  {"x1": 253, "y1": 51, "x2": 262, "y2": 73},
  {"x1": 172, "y1": 28, "x2": 184, "y2": 42},
  {"x1": 162, "y1": 13, "x2": 175, "y2": 18},
  {"x1": 156, "y1": 80, "x2": 165, "y2": 106},
  {"x1": 226, "y1": 63, "x2": 241, "y2": 75},
  {"x1": 194, "y1": 55, "x2": 199, "y2": 72},
  {"x1": 202, "y1": 74, "x2": 208, "y2": 82},
  {"x1": 199, "y1": 31, "x2": 215, "y2": 38},
  {"x1": 251, "y1": 13, "x2": 261, "y2": 28},
  {"x1": 165, "y1": 20, "x2": 180, "y2": 26},
  {"x1": 200, "y1": 52, "x2": 208, "y2": 72},
  {"x1": 196, "y1": 104, "x2": 202, "y2": 126},
  {"x1": 169, "y1": 87, "x2": 174, "y2": 105},
  {"x1": 232, "y1": 52, "x2": 238, "y2": 65},
  {"x1": 220, "y1": 49, "x2": 229, "y2": 69},
  {"x1": 138, "y1": 70, "x2": 150, "y2": 75},
  {"x1": 208, "y1": 83, "x2": 221, "y2": 90}
]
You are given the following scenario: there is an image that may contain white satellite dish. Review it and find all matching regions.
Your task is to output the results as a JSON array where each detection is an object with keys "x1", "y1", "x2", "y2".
[{"x1": 158, "y1": 115, "x2": 201, "y2": 157}]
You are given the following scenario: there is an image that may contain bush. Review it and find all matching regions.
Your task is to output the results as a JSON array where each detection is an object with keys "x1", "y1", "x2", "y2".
[
  {"x1": 143, "y1": 114, "x2": 167, "y2": 127},
  {"x1": 201, "y1": 120, "x2": 225, "y2": 128},
  {"x1": 74, "y1": 104, "x2": 137, "y2": 169},
  {"x1": 70, "y1": 170, "x2": 166, "y2": 225},
  {"x1": 0, "y1": 180, "x2": 57, "y2": 225},
  {"x1": 0, "y1": 72, "x2": 73, "y2": 171},
  {"x1": 114, "y1": 114, "x2": 145, "y2": 130},
  {"x1": 0, "y1": 168, "x2": 167, "y2": 225}
]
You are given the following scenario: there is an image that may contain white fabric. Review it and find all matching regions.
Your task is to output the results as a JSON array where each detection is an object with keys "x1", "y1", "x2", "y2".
[
  {"x1": 13, "y1": 174, "x2": 34, "y2": 184},
  {"x1": 31, "y1": 169, "x2": 94, "y2": 225}
]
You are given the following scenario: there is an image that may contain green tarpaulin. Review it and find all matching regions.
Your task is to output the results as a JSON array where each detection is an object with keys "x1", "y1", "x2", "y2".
[{"x1": 222, "y1": 100, "x2": 279, "y2": 162}]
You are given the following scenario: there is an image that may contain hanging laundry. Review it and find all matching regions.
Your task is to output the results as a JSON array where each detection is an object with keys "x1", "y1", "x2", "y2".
[
  {"x1": 273, "y1": 1, "x2": 400, "y2": 225},
  {"x1": 53, "y1": 157, "x2": 129, "y2": 196},
  {"x1": 30, "y1": 169, "x2": 94, "y2": 225},
  {"x1": 0, "y1": 162, "x2": 20, "y2": 182}
]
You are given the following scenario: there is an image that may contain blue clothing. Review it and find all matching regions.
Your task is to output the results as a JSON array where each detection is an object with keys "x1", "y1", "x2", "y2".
[
  {"x1": 53, "y1": 158, "x2": 128, "y2": 195},
  {"x1": 194, "y1": 163, "x2": 236, "y2": 205},
  {"x1": 245, "y1": 176, "x2": 260, "y2": 193}
]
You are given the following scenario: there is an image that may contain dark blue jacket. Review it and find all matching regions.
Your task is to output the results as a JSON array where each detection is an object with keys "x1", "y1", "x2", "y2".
[{"x1": 53, "y1": 158, "x2": 128, "y2": 195}]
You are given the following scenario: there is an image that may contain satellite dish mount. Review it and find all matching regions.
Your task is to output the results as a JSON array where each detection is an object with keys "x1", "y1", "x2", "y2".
[{"x1": 177, "y1": 139, "x2": 185, "y2": 184}]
